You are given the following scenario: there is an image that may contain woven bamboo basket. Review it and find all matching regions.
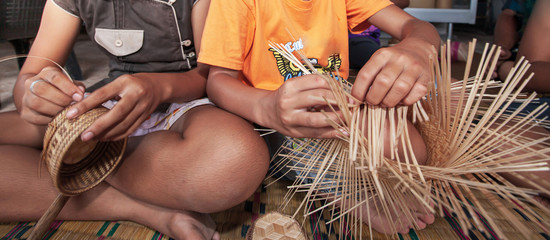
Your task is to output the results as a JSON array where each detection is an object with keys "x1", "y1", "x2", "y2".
[
  {"x1": 29, "y1": 107, "x2": 127, "y2": 240},
  {"x1": 266, "y1": 39, "x2": 550, "y2": 240}
]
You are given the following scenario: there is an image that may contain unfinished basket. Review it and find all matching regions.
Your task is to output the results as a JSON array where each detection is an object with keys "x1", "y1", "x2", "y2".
[
  {"x1": 267, "y1": 39, "x2": 550, "y2": 239},
  {"x1": 29, "y1": 106, "x2": 127, "y2": 240}
]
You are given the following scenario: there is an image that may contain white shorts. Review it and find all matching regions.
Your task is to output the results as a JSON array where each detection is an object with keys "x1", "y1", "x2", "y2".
[{"x1": 101, "y1": 98, "x2": 213, "y2": 137}]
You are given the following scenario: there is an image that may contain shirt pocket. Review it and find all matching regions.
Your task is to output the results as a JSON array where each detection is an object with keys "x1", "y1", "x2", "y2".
[{"x1": 94, "y1": 28, "x2": 144, "y2": 57}]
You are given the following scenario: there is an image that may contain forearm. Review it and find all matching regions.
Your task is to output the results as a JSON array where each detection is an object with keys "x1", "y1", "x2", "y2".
[
  {"x1": 371, "y1": 6, "x2": 439, "y2": 49},
  {"x1": 133, "y1": 64, "x2": 208, "y2": 103},
  {"x1": 494, "y1": 11, "x2": 519, "y2": 51},
  {"x1": 400, "y1": 18, "x2": 440, "y2": 50},
  {"x1": 206, "y1": 69, "x2": 271, "y2": 126}
]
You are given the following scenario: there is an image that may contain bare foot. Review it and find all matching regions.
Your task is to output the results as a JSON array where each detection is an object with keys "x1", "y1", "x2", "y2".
[
  {"x1": 139, "y1": 209, "x2": 220, "y2": 240},
  {"x1": 360, "y1": 197, "x2": 435, "y2": 234}
]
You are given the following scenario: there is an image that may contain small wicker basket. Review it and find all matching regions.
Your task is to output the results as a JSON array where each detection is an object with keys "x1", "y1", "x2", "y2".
[
  {"x1": 41, "y1": 107, "x2": 127, "y2": 195},
  {"x1": 29, "y1": 107, "x2": 127, "y2": 240}
]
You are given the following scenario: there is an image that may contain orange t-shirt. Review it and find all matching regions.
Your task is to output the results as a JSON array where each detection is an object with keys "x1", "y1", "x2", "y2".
[{"x1": 198, "y1": 0, "x2": 392, "y2": 91}]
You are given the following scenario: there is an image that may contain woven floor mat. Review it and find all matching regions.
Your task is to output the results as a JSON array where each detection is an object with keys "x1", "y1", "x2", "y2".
[{"x1": 2, "y1": 178, "x2": 549, "y2": 239}]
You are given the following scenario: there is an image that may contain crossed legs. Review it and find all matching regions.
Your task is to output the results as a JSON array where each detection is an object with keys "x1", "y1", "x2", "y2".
[{"x1": 0, "y1": 105, "x2": 270, "y2": 239}]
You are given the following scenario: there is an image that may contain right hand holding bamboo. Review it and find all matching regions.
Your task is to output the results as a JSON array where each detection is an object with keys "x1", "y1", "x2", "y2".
[{"x1": 21, "y1": 66, "x2": 85, "y2": 125}]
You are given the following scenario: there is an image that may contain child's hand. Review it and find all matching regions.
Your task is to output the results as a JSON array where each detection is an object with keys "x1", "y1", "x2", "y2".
[
  {"x1": 66, "y1": 73, "x2": 164, "y2": 141},
  {"x1": 498, "y1": 48, "x2": 513, "y2": 62},
  {"x1": 493, "y1": 49, "x2": 514, "y2": 80},
  {"x1": 21, "y1": 66, "x2": 85, "y2": 125},
  {"x1": 351, "y1": 38, "x2": 434, "y2": 107},
  {"x1": 260, "y1": 74, "x2": 343, "y2": 138},
  {"x1": 495, "y1": 60, "x2": 515, "y2": 80}
]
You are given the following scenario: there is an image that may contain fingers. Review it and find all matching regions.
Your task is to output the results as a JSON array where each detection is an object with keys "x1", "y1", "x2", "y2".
[
  {"x1": 365, "y1": 62, "x2": 403, "y2": 106},
  {"x1": 292, "y1": 89, "x2": 338, "y2": 110},
  {"x1": 26, "y1": 77, "x2": 74, "y2": 107},
  {"x1": 351, "y1": 54, "x2": 382, "y2": 103},
  {"x1": 35, "y1": 66, "x2": 84, "y2": 101},
  {"x1": 401, "y1": 76, "x2": 429, "y2": 106},
  {"x1": 74, "y1": 81, "x2": 86, "y2": 93},
  {"x1": 290, "y1": 111, "x2": 342, "y2": 128},
  {"x1": 288, "y1": 74, "x2": 331, "y2": 92},
  {"x1": 351, "y1": 42, "x2": 432, "y2": 108},
  {"x1": 66, "y1": 84, "x2": 118, "y2": 119},
  {"x1": 278, "y1": 110, "x2": 344, "y2": 138},
  {"x1": 81, "y1": 97, "x2": 142, "y2": 141},
  {"x1": 499, "y1": 48, "x2": 512, "y2": 60},
  {"x1": 69, "y1": 76, "x2": 161, "y2": 141},
  {"x1": 272, "y1": 74, "x2": 347, "y2": 138},
  {"x1": 23, "y1": 91, "x2": 66, "y2": 117},
  {"x1": 355, "y1": 64, "x2": 427, "y2": 107},
  {"x1": 66, "y1": 82, "x2": 125, "y2": 141},
  {"x1": 19, "y1": 104, "x2": 58, "y2": 125},
  {"x1": 285, "y1": 126, "x2": 342, "y2": 139},
  {"x1": 21, "y1": 67, "x2": 84, "y2": 124}
]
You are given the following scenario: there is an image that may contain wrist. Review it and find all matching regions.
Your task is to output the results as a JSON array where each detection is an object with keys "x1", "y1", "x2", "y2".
[
  {"x1": 252, "y1": 90, "x2": 275, "y2": 128},
  {"x1": 131, "y1": 72, "x2": 172, "y2": 103},
  {"x1": 158, "y1": 78, "x2": 173, "y2": 103}
]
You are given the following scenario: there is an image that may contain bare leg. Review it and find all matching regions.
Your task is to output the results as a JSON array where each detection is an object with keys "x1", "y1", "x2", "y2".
[
  {"x1": 0, "y1": 111, "x2": 44, "y2": 147},
  {"x1": 496, "y1": 123, "x2": 550, "y2": 205},
  {"x1": 106, "y1": 105, "x2": 270, "y2": 213},
  {"x1": 0, "y1": 105, "x2": 270, "y2": 239},
  {"x1": 358, "y1": 115, "x2": 433, "y2": 234},
  {"x1": 0, "y1": 145, "x2": 220, "y2": 239}
]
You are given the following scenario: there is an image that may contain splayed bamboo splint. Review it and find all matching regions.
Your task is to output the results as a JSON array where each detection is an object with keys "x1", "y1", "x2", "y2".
[{"x1": 266, "y1": 39, "x2": 550, "y2": 239}]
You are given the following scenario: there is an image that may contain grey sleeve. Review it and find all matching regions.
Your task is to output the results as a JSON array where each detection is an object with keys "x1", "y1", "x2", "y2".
[{"x1": 51, "y1": 0, "x2": 79, "y2": 18}]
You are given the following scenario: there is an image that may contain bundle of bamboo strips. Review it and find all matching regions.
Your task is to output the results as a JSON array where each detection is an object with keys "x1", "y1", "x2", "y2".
[{"x1": 266, "y1": 39, "x2": 550, "y2": 239}]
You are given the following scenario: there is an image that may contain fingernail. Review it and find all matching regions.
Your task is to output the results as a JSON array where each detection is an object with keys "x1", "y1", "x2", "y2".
[
  {"x1": 66, "y1": 108, "x2": 78, "y2": 118},
  {"x1": 81, "y1": 131, "x2": 94, "y2": 141},
  {"x1": 78, "y1": 86, "x2": 85, "y2": 92},
  {"x1": 72, "y1": 93, "x2": 83, "y2": 101},
  {"x1": 339, "y1": 128, "x2": 349, "y2": 136}
]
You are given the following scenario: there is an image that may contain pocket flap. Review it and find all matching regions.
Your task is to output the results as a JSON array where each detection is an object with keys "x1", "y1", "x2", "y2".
[{"x1": 94, "y1": 28, "x2": 144, "y2": 57}]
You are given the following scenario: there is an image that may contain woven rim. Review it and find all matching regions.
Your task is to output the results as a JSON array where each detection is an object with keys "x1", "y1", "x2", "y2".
[{"x1": 42, "y1": 107, "x2": 127, "y2": 196}]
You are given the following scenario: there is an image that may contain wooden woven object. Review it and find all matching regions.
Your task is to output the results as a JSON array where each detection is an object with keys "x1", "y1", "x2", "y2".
[
  {"x1": 246, "y1": 212, "x2": 308, "y2": 240},
  {"x1": 41, "y1": 107, "x2": 126, "y2": 195},
  {"x1": 29, "y1": 107, "x2": 127, "y2": 240},
  {"x1": 266, "y1": 40, "x2": 550, "y2": 239}
]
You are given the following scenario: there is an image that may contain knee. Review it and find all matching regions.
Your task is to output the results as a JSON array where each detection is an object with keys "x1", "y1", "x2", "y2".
[{"x1": 182, "y1": 117, "x2": 270, "y2": 213}]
